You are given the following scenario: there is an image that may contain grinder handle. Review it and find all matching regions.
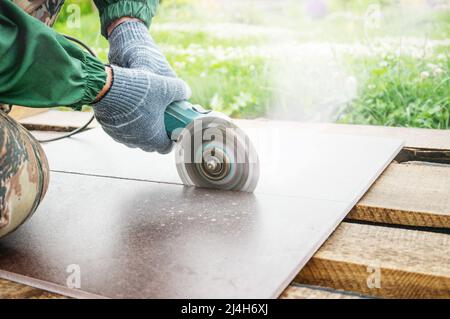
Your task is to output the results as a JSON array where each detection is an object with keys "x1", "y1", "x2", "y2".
[{"x1": 164, "y1": 101, "x2": 211, "y2": 139}]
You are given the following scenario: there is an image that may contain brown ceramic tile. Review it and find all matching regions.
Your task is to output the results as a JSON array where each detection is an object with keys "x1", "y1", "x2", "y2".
[{"x1": 0, "y1": 172, "x2": 348, "y2": 298}]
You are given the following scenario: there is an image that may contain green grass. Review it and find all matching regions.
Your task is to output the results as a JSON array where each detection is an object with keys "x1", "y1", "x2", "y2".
[
  {"x1": 54, "y1": 0, "x2": 450, "y2": 129},
  {"x1": 167, "y1": 52, "x2": 273, "y2": 118},
  {"x1": 338, "y1": 50, "x2": 450, "y2": 129}
]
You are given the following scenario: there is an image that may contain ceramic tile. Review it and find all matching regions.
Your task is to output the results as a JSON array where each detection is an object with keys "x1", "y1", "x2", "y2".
[{"x1": 0, "y1": 172, "x2": 348, "y2": 298}]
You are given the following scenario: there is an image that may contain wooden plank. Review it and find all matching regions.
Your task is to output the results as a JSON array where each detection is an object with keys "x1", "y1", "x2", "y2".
[
  {"x1": 9, "y1": 106, "x2": 48, "y2": 120},
  {"x1": 0, "y1": 278, "x2": 66, "y2": 299},
  {"x1": 19, "y1": 109, "x2": 97, "y2": 131},
  {"x1": 280, "y1": 284, "x2": 363, "y2": 299},
  {"x1": 348, "y1": 163, "x2": 450, "y2": 228},
  {"x1": 295, "y1": 222, "x2": 450, "y2": 298}
]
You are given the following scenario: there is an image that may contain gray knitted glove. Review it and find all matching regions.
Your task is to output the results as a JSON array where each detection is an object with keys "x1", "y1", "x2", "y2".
[
  {"x1": 93, "y1": 21, "x2": 191, "y2": 153},
  {"x1": 108, "y1": 20, "x2": 176, "y2": 78},
  {"x1": 92, "y1": 65, "x2": 191, "y2": 153}
]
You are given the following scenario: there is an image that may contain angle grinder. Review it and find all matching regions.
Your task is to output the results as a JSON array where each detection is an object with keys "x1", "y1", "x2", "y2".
[{"x1": 165, "y1": 101, "x2": 260, "y2": 192}]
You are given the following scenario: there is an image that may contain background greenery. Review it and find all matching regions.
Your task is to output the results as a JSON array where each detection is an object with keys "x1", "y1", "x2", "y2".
[{"x1": 54, "y1": 0, "x2": 449, "y2": 129}]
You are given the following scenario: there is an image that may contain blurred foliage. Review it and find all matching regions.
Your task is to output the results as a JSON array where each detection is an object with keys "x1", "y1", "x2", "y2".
[
  {"x1": 54, "y1": 0, "x2": 449, "y2": 128},
  {"x1": 339, "y1": 51, "x2": 449, "y2": 129}
]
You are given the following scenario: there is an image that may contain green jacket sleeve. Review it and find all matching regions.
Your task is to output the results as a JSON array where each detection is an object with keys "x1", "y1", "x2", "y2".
[
  {"x1": 94, "y1": 0, "x2": 159, "y2": 38},
  {"x1": 0, "y1": 1, "x2": 106, "y2": 110}
]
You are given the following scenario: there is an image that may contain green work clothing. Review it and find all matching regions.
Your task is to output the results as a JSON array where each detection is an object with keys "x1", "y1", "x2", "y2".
[{"x1": 0, "y1": 0, "x2": 159, "y2": 110}]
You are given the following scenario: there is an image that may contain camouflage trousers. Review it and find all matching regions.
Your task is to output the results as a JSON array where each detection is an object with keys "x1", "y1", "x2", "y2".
[
  {"x1": 0, "y1": 112, "x2": 49, "y2": 238},
  {"x1": 0, "y1": 0, "x2": 61, "y2": 238},
  {"x1": 13, "y1": 0, "x2": 65, "y2": 26}
]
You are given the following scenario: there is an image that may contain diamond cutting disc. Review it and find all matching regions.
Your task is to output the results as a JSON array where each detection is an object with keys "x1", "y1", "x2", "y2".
[{"x1": 174, "y1": 116, "x2": 259, "y2": 192}]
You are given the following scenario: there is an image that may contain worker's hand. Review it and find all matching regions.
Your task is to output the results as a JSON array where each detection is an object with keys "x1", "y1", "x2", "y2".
[
  {"x1": 107, "y1": 20, "x2": 177, "y2": 78},
  {"x1": 92, "y1": 65, "x2": 191, "y2": 153},
  {"x1": 104, "y1": 19, "x2": 188, "y2": 153}
]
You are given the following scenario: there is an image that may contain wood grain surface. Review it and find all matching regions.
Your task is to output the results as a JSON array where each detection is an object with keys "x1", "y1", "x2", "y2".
[
  {"x1": 280, "y1": 284, "x2": 363, "y2": 299},
  {"x1": 0, "y1": 278, "x2": 66, "y2": 299},
  {"x1": 348, "y1": 163, "x2": 450, "y2": 228},
  {"x1": 295, "y1": 222, "x2": 450, "y2": 298}
]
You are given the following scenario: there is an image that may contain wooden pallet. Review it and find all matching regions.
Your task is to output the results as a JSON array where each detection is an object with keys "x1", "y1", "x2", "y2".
[{"x1": 1, "y1": 111, "x2": 449, "y2": 299}]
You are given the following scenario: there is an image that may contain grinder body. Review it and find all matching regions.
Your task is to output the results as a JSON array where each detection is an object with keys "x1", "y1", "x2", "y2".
[{"x1": 165, "y1": 101, "x2": 211, "y2": 136}]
